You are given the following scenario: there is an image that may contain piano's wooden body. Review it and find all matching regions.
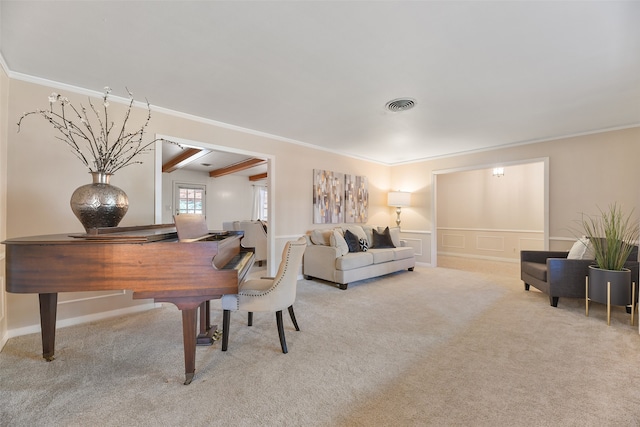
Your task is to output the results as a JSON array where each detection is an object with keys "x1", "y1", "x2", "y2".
[{"x1": 3, "y1": 224, "x2": 255, "y2": 384}]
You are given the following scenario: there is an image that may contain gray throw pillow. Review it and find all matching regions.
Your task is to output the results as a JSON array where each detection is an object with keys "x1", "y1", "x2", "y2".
[
  {"x1": 344, "y1": 229, "x2": 361, "y2": 253},
  {"x1": 371, "y1": 226, "x2": 396, "y2": 248}
]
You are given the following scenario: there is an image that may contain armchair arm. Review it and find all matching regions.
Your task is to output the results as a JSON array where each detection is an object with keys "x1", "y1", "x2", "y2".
[
  {"x1": 547, "y1": 258, "x2": 594, "y2": 280},
  {"x1": 521, "y1": 250, "x2": 568, "y2": 264},
  {"x1": 547, "y1": 258, "x2": 594, "y2": 298}
]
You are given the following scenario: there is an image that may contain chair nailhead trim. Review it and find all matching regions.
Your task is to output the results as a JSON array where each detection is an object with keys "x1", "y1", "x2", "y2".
[{"x1": 235, "y1": 241, "x2": 305, "y2": 306}]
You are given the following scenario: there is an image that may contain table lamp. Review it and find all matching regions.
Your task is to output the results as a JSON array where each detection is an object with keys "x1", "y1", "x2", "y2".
[{"x1": 387, "y1": 191, "x2": 411, "y2": 227}]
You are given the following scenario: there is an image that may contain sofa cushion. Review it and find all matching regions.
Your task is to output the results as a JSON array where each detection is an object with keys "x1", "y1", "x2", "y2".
[
  {"x1": 330, "y1": 229, "x2": 349, "y2": 256},
  {"x1": 336, "y1": 252, "x2": 374, "y2": 271},
  {"x1": 369, "y1": 248, "x2": 395, "y2": 264},
  {"x1": 361, "y1": 225, "x2": 374, "y2": 247},
  {"x1": 392, "y1": 246, "x2": 414, "y2": 261},
  {"x1": 310, "y1": 229, "x2": 332, "y2": 246},
  {"x1": 371, "y1": 227, "x2": 395, "y2": 248},
  {"x1": 359, "y1": 238, "x2": 369, "y2": 252},
  {"x1": 344, "y1": 229, "x2": 361, "y2": 253},
  {"x1": 521, "y1": 261, "x2": 547, "y2": 281}
]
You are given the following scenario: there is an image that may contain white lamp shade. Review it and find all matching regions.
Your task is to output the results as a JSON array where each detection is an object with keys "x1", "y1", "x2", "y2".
[{"x1": 387, "y1": 191, "x2": 411, "y2": 207}]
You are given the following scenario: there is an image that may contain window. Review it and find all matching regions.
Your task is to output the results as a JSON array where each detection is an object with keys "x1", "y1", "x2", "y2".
[
  {"x1": 259, "y1": 187, "x2": 268, "y2": 221},
  {"x1": 252, "y1": 185, "x2": 268, "y2": 221},
  {"x1": 175, "y1": 183, "x2": 206, "y2": 216}
]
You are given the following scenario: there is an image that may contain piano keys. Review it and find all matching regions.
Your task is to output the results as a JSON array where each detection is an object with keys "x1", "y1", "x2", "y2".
[{"x1": 3, "y1": 224, "x2": 255, "y2": 384}]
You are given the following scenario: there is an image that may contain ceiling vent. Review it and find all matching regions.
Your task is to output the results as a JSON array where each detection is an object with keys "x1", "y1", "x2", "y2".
[{"x1": 385, "y1": 98, "x2": 416, "y2": 112}]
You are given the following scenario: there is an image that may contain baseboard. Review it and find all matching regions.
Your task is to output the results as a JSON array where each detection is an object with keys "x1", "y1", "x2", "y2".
[
  {"x1": 3, "y1": 302, "x2": 161, "y2": 342},
  {"x1": 438, "y1": 252, "x2": 519, "y2": 264},
  {"x1": 415, "y1": 261, "x2": 433, "y2": 268},
  {"x1": 0, "y1": 332, "x2": 8, "y2": 353}
]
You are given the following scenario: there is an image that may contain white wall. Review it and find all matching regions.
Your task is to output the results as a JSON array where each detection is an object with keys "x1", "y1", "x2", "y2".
[
  {"x1": 207, "y1": 174, "x2": 256, "y2": 228},
  {"x1": 161, "y1": 168, "x2": 256, "y2": 227}
]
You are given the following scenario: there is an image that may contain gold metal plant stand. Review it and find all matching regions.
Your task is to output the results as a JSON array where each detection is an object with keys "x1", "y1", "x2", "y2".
[{"x1": 585, "y1": 276, "x2": 636, "y2": 326}]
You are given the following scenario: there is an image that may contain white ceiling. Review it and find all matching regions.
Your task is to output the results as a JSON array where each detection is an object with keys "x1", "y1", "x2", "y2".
[{"x1": 2, "y1": 1, "x2": 639, "y2": 165}]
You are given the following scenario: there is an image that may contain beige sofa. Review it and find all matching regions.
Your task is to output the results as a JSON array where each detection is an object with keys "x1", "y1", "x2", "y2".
[{"x1": 303, "y1": 224, "x2": 415, "y2": 290}]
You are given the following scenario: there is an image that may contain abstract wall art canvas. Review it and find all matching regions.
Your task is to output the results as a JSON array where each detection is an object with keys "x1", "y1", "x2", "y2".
[
  {"x1": 345, "y1": 174, "x2": 368, "y2": 223},
  {"x1": 313, "y1": 169, "x2": 345, "y2": 224},
  {"x1": 313, "y1": 169, "x2": 368, "y2": 224}
]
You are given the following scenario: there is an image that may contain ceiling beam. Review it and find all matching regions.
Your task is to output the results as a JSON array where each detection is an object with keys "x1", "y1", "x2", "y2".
[
  {"x1": 162, "y1": 148, "x2": 204, "y2": 173},
  {"x1": 249, "y1": 172, "x2": 268, "y2": 181},
  {"x1": 209, "y1": 158, "x2": 266, "y2": 178}
]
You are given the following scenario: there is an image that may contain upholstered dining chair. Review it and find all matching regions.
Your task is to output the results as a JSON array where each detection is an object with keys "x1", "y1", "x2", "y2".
[{"x1": 220, "y1": 236, "x2": 307, "y2": 354}]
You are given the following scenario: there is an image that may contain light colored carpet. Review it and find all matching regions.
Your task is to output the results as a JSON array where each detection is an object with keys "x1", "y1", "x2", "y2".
[{"x1": 1, "y1": 258, "x2": 640, "y2": 426}]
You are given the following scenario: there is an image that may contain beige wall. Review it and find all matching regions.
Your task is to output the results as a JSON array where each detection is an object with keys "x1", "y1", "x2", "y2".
[
  {"x1": 6, "y1": 81, "x2": 159, "y2": 331},
  {"x1": 3, "y1": 76, "x2": 639, "y2": 340},
  {"x1": 437, "y1": 162, "x2": 545, "y2": 261},
  {"x1": 4, "y1": 79, "x2": 393, "y2": 334},
  {"x1": 438, "y1": 162, "x2": 545, "y2": 230},
  {"x1": 391, "y1": 126, "x2": 640, "y2": 265}
]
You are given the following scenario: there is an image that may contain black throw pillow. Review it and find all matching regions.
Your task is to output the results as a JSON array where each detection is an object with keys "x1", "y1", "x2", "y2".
[
  {"x1": 371, "y1": 227, "x2": 396, "y2": 249},
  {"x1": 343, "y1": 229, "x2": 361, "y2": 253}
]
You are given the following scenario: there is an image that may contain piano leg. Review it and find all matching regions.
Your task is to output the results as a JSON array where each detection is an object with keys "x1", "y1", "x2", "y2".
[
  {"x1": 39, "y1": 293, "x2": 58, "y2": 361},
  {"x1": 181, "y1": 307, "x2": 197, "y2": 385},
  {"x1": 140, "y1": 295, "x2": 224, "y2": 385}
]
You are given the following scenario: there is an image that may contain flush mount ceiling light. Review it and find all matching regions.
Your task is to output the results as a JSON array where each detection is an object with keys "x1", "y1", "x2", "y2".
[{"x1": 385, "y1": 98, "x2": 416, "y2": 112}]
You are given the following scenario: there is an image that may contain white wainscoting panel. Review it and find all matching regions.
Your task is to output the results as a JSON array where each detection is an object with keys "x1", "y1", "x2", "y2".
[
  {"x1": 400, "y1": 237, "x2": 423, "y2": 257},
  {"x1": 437, "y1": 227, "x2": 544, "y2": 261},
  {"x1": 477, "y1": 235, "x2": 504, "y2": 252},
  {"x1": 442, "y1": 233, "x2": 465, "y2": 249},
  {"x1": 519, "y1": 237, "x2": 545, "y2": 251}
]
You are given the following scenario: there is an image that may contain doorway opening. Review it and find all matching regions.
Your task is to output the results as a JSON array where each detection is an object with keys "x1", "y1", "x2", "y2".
[
  {"x1": 154, "y1": 135, "x2": 276, "y2": 274},
  {"x1": 431, "y1": 158, "x2": 549, "y2": 268}
]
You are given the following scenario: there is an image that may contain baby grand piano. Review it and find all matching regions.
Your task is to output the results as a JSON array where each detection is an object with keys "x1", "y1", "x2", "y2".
[{"x1": 3, "y1": 224, "x2": 255, "y2": 385}]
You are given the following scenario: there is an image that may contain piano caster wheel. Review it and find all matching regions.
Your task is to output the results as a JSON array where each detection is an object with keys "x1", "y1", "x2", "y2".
[{"x1": 184, "y1": 372, "x2": 195, "y2": 385}]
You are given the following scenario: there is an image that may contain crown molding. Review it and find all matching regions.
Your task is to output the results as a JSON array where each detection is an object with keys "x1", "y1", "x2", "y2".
[
  {"x1": 4, "y1": 67, "x2": 389, "y2": 166},
  {"x1": 4, "y1": 62, "x2": 638, "y2": 168}
]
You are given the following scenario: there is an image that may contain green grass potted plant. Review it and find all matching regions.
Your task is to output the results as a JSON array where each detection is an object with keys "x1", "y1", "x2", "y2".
[{"x1": 579, "y1": 203, "x2": 639, "y2": 325}]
